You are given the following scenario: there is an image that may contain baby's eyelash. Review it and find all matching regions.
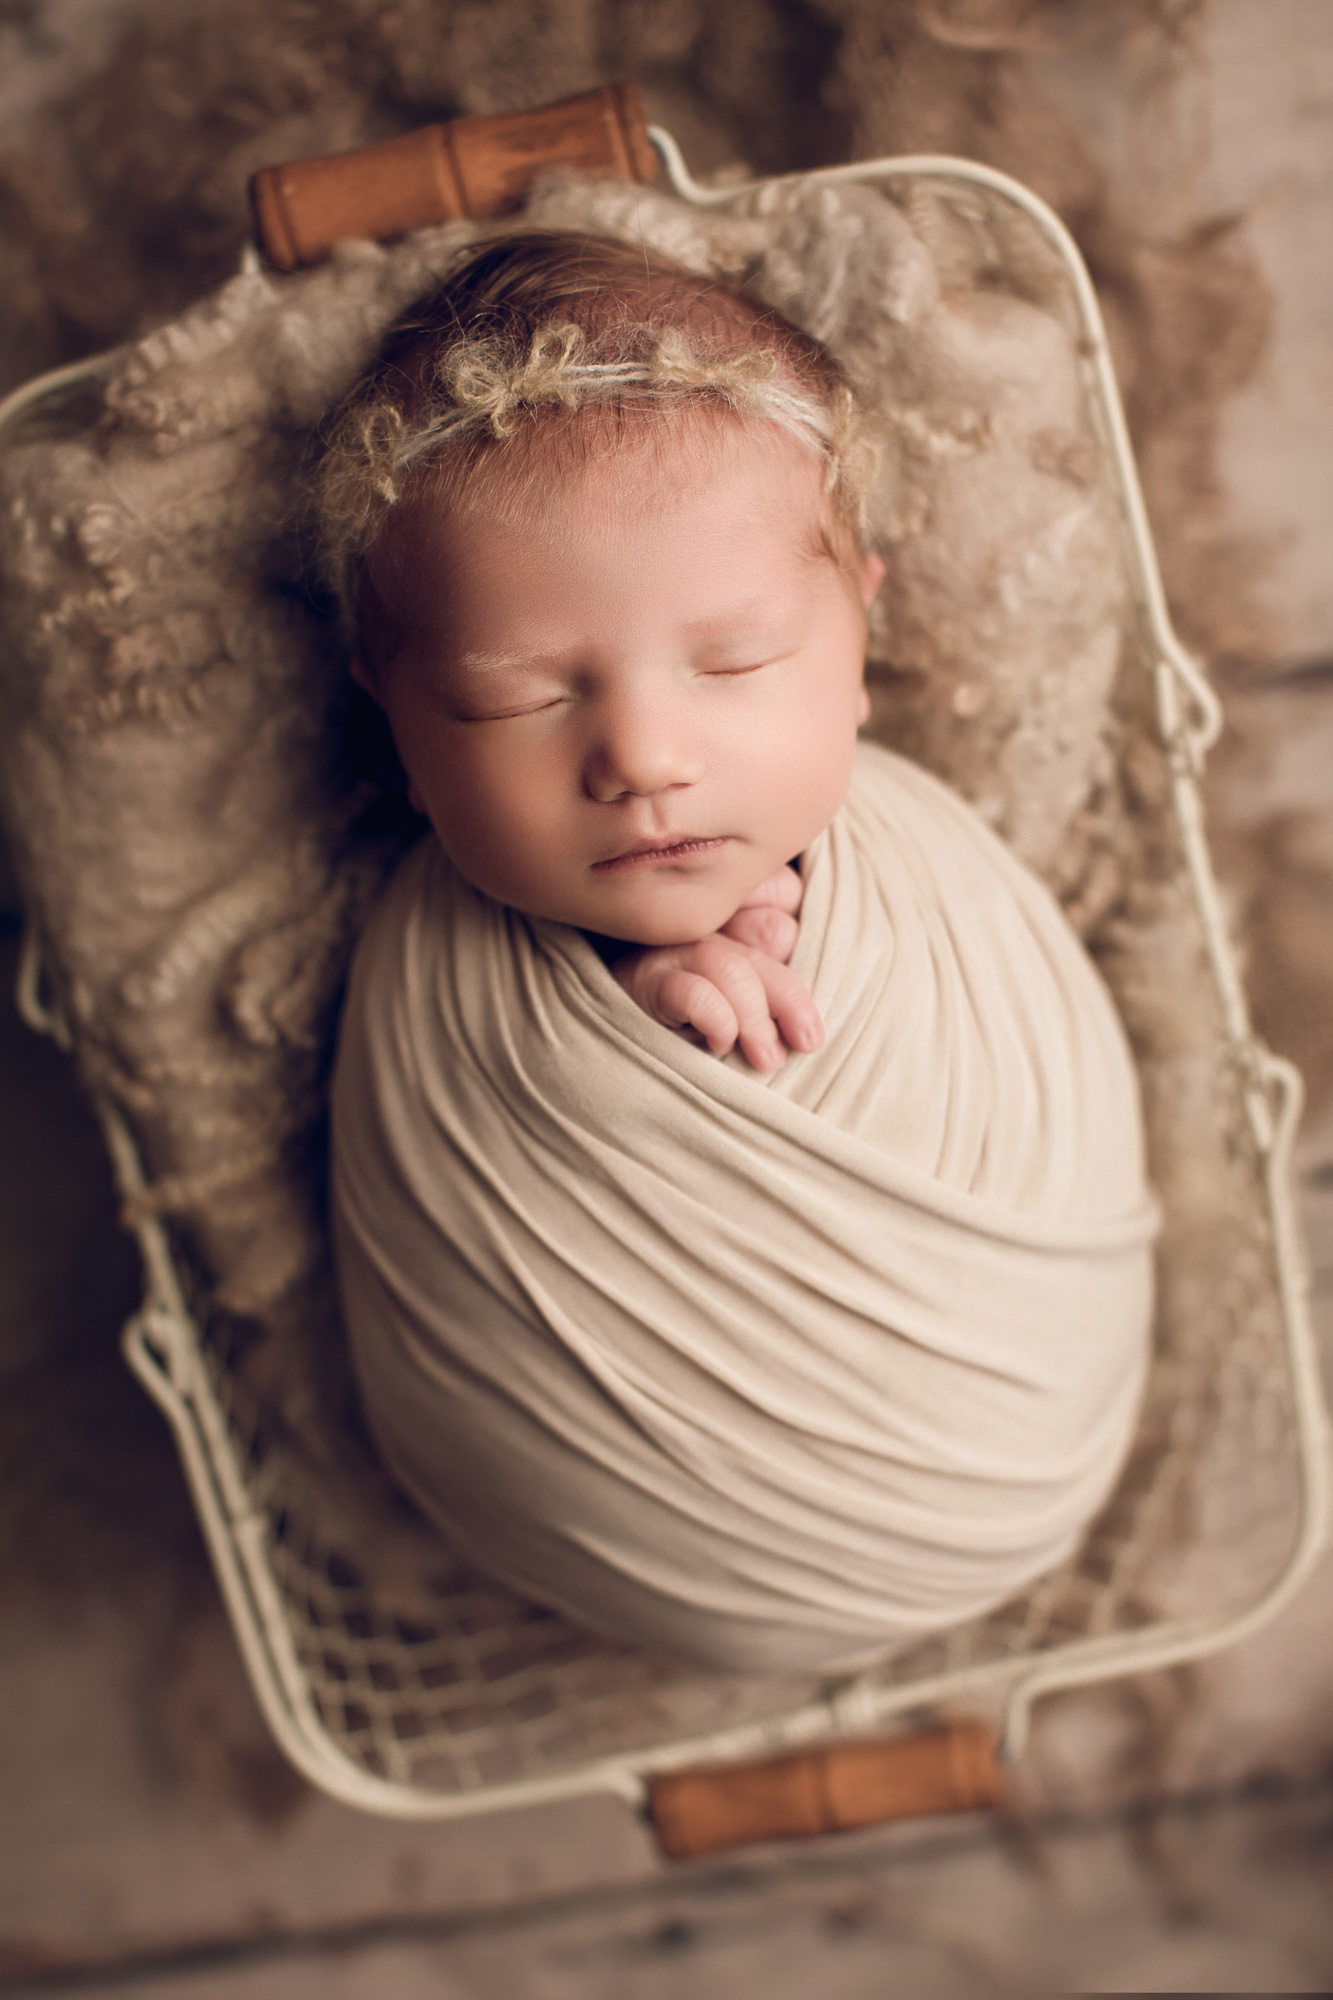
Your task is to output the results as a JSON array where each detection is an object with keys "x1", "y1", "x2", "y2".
[{"x1": 464, "y1": 696, "x2": 568, "y2": 722}]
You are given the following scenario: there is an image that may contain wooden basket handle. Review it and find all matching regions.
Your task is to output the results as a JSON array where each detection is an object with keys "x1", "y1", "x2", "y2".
[
  {"x1": 249, "y1": 82, "x2": 659, "y2": 271},
  {"x1": 648, "y1": 1720, "x2": 1003, "y2": 1860}
]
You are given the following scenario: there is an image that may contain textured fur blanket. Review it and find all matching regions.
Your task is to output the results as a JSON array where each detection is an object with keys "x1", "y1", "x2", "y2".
[
  {"x1": 1, "y1": 167, "x2": 1183, "y2": 1613},
  {"x1": 332, "y1": 745, "x2": 1156, "y2": 1673}
]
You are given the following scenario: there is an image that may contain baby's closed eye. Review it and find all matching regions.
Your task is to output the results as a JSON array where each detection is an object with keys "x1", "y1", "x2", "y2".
[{"x1": 443, "y1": 648, "x2": 575, "y2": 722}]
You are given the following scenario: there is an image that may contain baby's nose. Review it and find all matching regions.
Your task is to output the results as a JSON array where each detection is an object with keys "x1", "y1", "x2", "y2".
[{"x1": 583, "y1": 694, "x2": 703, "y2": 802}]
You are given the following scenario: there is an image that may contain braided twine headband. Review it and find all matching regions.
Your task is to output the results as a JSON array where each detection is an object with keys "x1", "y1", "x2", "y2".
[{"x1": 317, "y1": 321, "x2": 875, "y2": 611}]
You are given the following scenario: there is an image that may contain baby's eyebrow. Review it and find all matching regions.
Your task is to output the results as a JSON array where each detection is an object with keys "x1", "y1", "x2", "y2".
[
  {"x1": 684, "y1": 613, "x2": 805, "y2": 658},
  {"x1": 448, "y1": 647, "x2": 571, "y2": 678},
  {"x1": 444, "y1": 605, "x2": 807, "y2": 679},
  {"x1": 681, "y1": 598, "x2": 792, "y2": 638}
]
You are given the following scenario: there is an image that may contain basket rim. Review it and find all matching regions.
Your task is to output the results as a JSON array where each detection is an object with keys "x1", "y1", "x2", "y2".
[{"x1": 7, "y1": 137, "x2": 1329, "y2": 1821}]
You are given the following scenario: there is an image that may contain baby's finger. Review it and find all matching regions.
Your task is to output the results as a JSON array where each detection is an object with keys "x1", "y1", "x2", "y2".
[
  {"x1": 733, "y1": 865, "x2": 803, "y2": 916},
  {"x1": 691, "y1": 940, "x2": 786, "y2": 1071},
  {"x1": 650, "y1": 966, "x2": 740, "y2": 1058},
  {"x1": 748, "y1": 953, "x2": 825, "y2": 1057},
  {"x1": 721, "y1": 904, "x2": 799, "y2": 961}
]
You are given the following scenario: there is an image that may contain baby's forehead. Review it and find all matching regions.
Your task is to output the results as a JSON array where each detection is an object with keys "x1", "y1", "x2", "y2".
[
  {"x1": 380, "y1": 404, "x2": 827, "y2": 550},
  {"x1": 358, "y1": 414, "x2": 836, "y2": 671}
]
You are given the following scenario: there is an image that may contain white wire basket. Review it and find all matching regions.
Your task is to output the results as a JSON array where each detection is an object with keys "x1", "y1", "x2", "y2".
[{"x1": 4, "y1": 133, "x2": 1329, "y2": 1828}]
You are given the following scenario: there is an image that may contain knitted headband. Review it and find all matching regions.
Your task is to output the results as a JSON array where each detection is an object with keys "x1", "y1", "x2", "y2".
[
  {"x1": 373, "y1": 322, "x2": 852, "y2": 487},
  {"x1": 316, "y1": 317, "x2": 874, "y2": 623}
]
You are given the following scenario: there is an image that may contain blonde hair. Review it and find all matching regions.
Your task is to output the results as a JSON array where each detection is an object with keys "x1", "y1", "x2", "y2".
[{"x1": 313, "y1": 231, "x2": 877, "y2": 634}]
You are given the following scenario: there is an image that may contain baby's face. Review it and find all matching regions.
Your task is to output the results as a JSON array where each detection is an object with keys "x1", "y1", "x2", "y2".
[{"x1": 359, "y1": 421, "x2": 882, "y2": 946}]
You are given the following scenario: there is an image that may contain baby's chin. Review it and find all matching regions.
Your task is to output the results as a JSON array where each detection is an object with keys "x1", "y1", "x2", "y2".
[
  {"x1": 459, "y1": 845, "x2": 790, "y2": 945},
  {"x1": 601, "y1": 874, "x2": 774, "y2": 947},
  {"x1": 560, "y1": 880, "x2": 754, "y2": 949}
]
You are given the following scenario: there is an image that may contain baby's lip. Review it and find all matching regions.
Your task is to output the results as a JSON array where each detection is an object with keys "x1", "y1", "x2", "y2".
[{"x1": 592, "y1": 835, "x2": 729, "y2": 873}]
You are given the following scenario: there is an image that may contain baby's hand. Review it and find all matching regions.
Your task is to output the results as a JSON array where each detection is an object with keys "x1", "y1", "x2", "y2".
[
  {"x1": 719, "y1": 864, "x2": 803, "y2": 960},
  {"x1": 612, "y1": 866, "x2": 824, "y2": 1072}
]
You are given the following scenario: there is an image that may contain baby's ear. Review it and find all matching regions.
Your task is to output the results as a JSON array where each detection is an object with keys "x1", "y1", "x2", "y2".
[
  {"x1": 859, "y1": 552, "x2": 887, "y2": 611},
  {"x1": 857, "y1": 683, "x2": 871, "y2": 726}
]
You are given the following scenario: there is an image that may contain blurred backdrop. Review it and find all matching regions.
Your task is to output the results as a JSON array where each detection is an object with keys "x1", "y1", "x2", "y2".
[{"x1": 2, "y1": 4, "x2": 1331, "y2": 1994}]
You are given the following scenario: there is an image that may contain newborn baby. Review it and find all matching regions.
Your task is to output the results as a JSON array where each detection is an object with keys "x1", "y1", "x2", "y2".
[{"x1": 325, "y1": 229, "x2": 1158, "y2": 1676}]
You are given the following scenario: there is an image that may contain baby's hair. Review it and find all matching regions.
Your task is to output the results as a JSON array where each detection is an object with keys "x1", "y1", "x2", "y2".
[{"x1": 314, "y1": 230, "x2": 876, "y2": 637}]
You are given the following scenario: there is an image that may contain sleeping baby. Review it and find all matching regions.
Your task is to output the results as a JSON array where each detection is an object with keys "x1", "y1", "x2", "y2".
[{"x1": 322, "y1": 228, "x2": 1159, "y2": 1677}]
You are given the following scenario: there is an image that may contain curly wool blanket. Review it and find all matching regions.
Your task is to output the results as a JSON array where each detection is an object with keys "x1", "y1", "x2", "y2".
[{"x1": 332, "y1": 744, "x2": 1158, "y2": 1674}]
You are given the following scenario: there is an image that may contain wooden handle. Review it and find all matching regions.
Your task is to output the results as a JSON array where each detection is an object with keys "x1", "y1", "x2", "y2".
[
  {"x1": 648, "y1": 1720, "x2": 1003, "y2": 1860},
  {"x1": 249, "y1": 83, "x2": 658, "y2": 270}
]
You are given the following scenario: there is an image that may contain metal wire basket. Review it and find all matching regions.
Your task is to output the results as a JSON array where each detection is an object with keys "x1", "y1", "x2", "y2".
[{"x1": 4, "y1": 134, "x2": 1328, "y2": 1827}]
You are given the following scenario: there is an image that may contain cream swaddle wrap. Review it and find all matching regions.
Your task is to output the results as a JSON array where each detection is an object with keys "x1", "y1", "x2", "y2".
[{"x1": 333, "y1": 742, "x2": 1158, "y2": 1675}]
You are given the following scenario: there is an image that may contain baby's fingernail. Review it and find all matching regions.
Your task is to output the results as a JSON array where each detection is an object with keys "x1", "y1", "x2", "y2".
[{"x1": 792, "y1": 1023, "x2": 823, "y2": 1052}]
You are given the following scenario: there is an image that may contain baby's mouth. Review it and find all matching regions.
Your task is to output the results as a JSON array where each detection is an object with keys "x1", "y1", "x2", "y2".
[{"x1": 592, "y1": 836, "x2": 729, "y2": 874}]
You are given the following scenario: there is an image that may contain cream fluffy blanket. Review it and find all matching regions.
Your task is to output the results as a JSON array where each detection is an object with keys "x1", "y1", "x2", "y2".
[{"x1": 332, "y1": 743, "x2": 1158, "y2": 1675}]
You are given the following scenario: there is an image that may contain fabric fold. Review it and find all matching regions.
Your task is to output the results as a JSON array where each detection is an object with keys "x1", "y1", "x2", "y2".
[{"x1": 332, "y1": 743, "x2": 1157, "y2": 1674}]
